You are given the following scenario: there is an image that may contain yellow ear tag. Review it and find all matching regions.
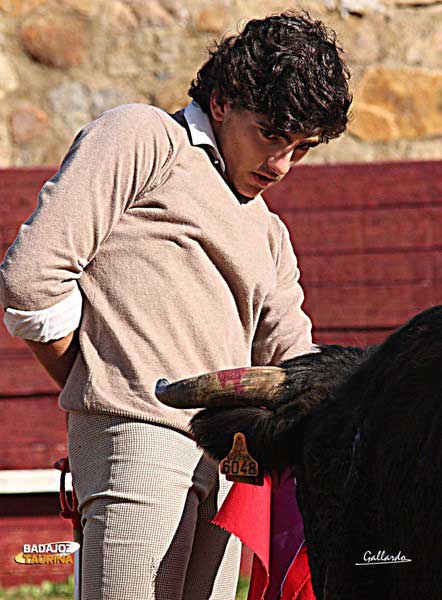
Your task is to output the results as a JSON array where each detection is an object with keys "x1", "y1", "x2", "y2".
[{"x1": 220, "y1": 432, "x2": 263, "y2": 486}]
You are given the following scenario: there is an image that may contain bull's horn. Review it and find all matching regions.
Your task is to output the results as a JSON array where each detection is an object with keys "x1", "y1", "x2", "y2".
[{"x1": 155, "y1": 366, "x2": 286, "y2": 409}]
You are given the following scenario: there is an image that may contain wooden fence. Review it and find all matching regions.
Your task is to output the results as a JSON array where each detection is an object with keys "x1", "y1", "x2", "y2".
[{"x1": 0, "y1": 161, "x2": 441, "y2": 587}]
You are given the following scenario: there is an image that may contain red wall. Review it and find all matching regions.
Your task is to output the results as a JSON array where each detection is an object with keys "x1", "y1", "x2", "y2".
[
  {"x1": 265, "y1": 160, "x2": 442, "y2": 344},
  {"x1": 1, "y1": 161, "x2": 441, "y2": 587}
]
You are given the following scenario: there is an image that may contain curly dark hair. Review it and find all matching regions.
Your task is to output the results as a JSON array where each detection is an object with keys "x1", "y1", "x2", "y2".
[{"x1": 189, "y1": 11, "x2": 352, "y2": 142}]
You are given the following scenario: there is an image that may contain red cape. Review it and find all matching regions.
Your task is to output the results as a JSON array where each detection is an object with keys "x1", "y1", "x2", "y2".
[{"x1": 213, "y1": 476, "x2": 315, "y2": 600}]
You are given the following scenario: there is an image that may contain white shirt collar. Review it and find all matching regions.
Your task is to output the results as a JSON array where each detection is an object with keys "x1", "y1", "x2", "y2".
[{"x1": 183, "y1": 101, "x2": 225, "y2": 172}]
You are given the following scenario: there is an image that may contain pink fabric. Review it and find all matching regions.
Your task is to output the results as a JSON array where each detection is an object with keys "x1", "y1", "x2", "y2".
[
  {"x1": 213, "y1": 477, "x2": 272, "y2": 573},
  {"x1": 213, "y1": 478, "x2": 316, "y2": 600},
  {"x1": 280, "y1": 545, "x2": 315, "y2": 600}
]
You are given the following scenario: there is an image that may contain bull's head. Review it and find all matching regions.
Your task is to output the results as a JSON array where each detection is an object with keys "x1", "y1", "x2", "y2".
[
  {"x1": 157, "y1": 307, "x2": 442, "y2": 600},
  {"x1": 156, "y1": 346, "x2": 368, "y2": 476}
]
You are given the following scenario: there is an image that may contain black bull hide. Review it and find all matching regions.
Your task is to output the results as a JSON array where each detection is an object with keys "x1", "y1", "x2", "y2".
[{"x1": 189, "y1": 306, "x2": 442, "y2": 600}]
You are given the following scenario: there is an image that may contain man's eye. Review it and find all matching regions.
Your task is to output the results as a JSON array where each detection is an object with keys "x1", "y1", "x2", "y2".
[
  {"x1": 259, "y1": 128, "x2": 278, "y2": 141},
  {"x1": 297, "y1": 141, "x2": 320, "y2": 151}
]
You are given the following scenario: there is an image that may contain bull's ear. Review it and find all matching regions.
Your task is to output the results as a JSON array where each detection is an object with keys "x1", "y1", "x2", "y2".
[
  {"x1": 190, "y1": 405, "x2": 292, "y2": 476},
  {"x1": 155, "y1": 366, "x2": 286, "y2": 409}
]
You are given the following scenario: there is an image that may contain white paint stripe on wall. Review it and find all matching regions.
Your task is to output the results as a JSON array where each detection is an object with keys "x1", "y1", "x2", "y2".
[{"x1": 0, "y1": 469, "x2": 72, "y2": 494}]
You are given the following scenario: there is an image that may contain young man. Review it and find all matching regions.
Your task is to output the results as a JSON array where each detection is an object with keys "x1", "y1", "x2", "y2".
[{"x1": 0, "y1": 11, "x2": 351, "y2": 600}]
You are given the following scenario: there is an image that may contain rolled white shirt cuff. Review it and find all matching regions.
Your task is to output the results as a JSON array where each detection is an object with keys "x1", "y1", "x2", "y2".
[{"x1": 3, "y1": 285, "x2": 83, "y2": 342}]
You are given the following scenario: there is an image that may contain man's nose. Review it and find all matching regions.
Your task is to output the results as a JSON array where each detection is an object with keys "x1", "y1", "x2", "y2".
[{"x1": 266, "y1": 151, "x2": 293, "y2": 176}]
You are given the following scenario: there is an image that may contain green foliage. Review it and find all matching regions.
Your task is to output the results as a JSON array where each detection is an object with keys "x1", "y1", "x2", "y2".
[
  {"x1": 236, "y1": 575, "x2": 250, "y2": 600},
  {"x1": 0, "y1": 576, "x2": 74, "y2": 599},
  {"x1": 0, "y1": 575, "x2": 249, "y2": 599}
]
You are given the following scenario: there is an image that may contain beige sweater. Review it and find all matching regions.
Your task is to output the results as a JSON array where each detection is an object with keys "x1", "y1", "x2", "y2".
[{"x1": 0, "y1": 104, "x2": 313, "y2": 431}]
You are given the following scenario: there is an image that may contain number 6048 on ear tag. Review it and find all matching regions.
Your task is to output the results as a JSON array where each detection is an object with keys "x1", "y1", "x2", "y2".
[{"x1": 220, "y1": 432, "x2": 263, "y2": 486}]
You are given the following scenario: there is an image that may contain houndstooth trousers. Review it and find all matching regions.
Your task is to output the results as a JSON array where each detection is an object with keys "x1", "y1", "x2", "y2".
[{"x1": 68, "y1": 413, "x2": 242, "y2": 600}]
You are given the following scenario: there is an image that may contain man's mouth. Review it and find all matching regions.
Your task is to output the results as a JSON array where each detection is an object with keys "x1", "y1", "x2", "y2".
[{"x1": 251, "y1": 172, "x2": 278, "y2": 187}]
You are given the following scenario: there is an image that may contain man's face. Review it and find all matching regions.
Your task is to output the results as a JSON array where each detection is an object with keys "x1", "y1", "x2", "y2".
[{"x1": 210, "y1": 95, "x2": 321, "y2": 198}]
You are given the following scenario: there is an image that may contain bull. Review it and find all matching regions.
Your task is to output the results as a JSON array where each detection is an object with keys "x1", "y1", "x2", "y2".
[{"x1": 156, "y1": 306, "x2": 442, "y2": 599}]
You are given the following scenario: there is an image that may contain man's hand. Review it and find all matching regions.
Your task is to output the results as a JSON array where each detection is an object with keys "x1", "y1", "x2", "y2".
[{"x1": 25, "y1": 331, "x2": 79, "y2": 389}]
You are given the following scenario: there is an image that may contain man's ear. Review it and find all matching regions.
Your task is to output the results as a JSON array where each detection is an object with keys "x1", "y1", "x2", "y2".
[{"x1": 209, "y1": 90, "x2": 228, "y2": 123}]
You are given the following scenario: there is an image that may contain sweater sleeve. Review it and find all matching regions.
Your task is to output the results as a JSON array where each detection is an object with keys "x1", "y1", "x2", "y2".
[
  {"x1": 0, "y1": 104, "x2": 172, "y2": 336},
  {"x1": 251, "y1": 218, "x2": 315, "y2": 366}
]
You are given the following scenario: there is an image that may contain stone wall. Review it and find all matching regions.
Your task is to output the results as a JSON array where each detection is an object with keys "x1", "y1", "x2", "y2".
[{"x1": 0, "y1": 0, "x2": 441, "y2": 167}]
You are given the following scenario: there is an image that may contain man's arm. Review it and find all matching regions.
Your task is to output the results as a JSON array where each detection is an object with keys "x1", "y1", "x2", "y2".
[
  {"x1": 252, "y1": 217, "x2": 315, "y2": 366},
  {"x1": 24, "y1": 331, "x2": 79, "y2": 389},
  {"x1": 1, "y1": 105, "x2": 172, "y2": 387},
  {"x1": 0, "y1": 104, "x2": 171, "y2": 317}
]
